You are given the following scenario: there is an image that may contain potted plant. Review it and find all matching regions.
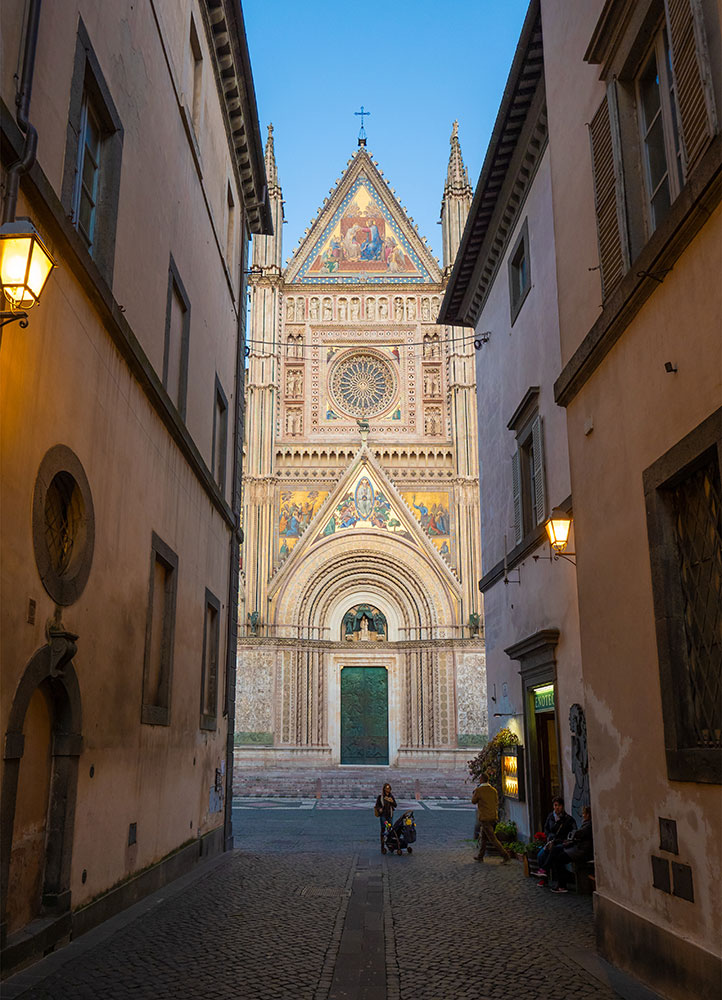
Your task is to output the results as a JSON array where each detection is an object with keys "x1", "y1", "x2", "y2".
[{"x1": 494, "y1": 819, "x2": 518, "y2": 844}]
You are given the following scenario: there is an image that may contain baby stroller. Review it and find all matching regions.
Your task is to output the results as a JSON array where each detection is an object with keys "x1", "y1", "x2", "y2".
[{"x1": 385, "y1": 811, "x2": 417, "y2": 855}]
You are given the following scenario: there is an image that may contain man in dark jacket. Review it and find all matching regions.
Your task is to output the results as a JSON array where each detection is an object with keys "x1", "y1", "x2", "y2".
[
  {"x1": 535, "y1": 797, "x2": 576, "y2": 883},
  {"x1": 549, "y1": 805, "x2": 593, "y2": 893}
]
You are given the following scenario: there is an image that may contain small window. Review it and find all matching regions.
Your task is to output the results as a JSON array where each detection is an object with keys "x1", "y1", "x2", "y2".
[
  {"x1": 200, "y1": 590, "x2": 221, "y2": 730},
  {"x1": 141, "y1": 533, "x2": 178, "y2": 727},
  {"x1": 212, "y1": 377, "x2": 228, "y2": 492},
  {"x1": 189, "y1": 18, "x2": 203, "y2": 134},
  {"x1": 508, "y1": 388, "x2": 546, "y2": 546},
  {"x1": 644, "y1": 410, "x2": 722, "y2": 784},
  {"x1": 163, "y1": 257, "x2": 191, "y2": 419},
  {"x1": 508, "y1": 219, "x2": 530, "y2": 323},
  {"x1": 73, "y1": 93, "x2": 102, "y2": 250},
  {"x1": 637, "y1": 27, "x2": 683, "y2": 233},
  {"x1": 61, "y1": 19, "x2": 123, "y2": 284}
]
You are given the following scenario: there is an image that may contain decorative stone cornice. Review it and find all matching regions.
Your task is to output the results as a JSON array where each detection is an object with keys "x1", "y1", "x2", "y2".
[
  {"x1": 201, "y1": 0, "x2": 272, "y2": 234},
  {"x1": 439, "y1": 1, "x2": 544, "y2": 327}
]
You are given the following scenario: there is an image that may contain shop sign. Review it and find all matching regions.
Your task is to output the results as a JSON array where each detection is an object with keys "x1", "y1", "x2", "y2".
[{"x1": 534, "y1": 684, "x2": 555, "y2": 712}]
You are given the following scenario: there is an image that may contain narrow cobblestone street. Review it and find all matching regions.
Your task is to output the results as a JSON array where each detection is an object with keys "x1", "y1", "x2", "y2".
[{"x1": 3, "y1": 802, "x2": 660, "y2": 1000}]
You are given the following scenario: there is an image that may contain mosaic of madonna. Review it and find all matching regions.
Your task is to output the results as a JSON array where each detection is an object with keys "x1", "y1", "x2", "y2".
[
  {"x1": 295, "y1": 177, "x2": 431, "y2": 283},
  {"x1": 322, "y1": 475, "x2": 411, "y2": 540}
]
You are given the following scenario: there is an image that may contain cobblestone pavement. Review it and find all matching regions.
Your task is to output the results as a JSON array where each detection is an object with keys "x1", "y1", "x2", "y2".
[{"x1": 3, "y1": 801, "x2": 659, "y2": 1000}]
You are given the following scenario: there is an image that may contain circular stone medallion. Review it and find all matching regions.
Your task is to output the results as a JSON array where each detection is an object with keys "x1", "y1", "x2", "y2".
[{"x1": 328, "y1": 351, "x2": 397, "y2": 418}]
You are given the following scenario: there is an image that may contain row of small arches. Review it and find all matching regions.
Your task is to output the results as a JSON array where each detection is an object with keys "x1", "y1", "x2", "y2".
[
  {"x1": 285, "y1": 295, "x2": 442, "y2": 324},
  {"x1": 274, "y1": 447, "x2": 454, "y2": 466}
]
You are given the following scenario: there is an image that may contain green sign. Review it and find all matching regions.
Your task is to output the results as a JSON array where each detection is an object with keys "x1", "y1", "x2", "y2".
[
  {"x1": 534, "y1": 685, "x2": 555, "y2": 713},
  {"x1": 340, "y1": 667, "x2": 389, "y2": 765}
]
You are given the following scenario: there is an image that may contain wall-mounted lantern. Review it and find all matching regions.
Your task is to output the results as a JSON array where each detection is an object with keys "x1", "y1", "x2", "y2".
[
  {"x1": 545, "y1": 507, "x2": 572, "y2": 553},
  {"x1": 0, "y1": 218, "x2": 56, "y2": 327}
]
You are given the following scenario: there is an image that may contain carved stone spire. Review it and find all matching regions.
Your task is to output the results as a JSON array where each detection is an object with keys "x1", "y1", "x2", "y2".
[
  {"x1": 440, "y1": 120, "x2": 473, "y2": 274},
  {"x1": 253, "y1": 123, "x2": 283, "y2": 271},
  {"x1": 264, "y1": 123, "x2": 279, "y2": 191}
]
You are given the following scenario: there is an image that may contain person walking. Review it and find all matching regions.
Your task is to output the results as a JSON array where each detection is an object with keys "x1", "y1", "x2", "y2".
[
  {"x1": 375, "y1": 783, "x2": 397, "y2": 855},
  {"x1": 472, "y1": 773, "x2": 511, "y2": 863}
]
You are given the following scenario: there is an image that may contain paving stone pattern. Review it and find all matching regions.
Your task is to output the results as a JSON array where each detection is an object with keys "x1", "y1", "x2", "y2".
[{"x1": 6, "y1": 803, "x2": 631, "y2": 999}]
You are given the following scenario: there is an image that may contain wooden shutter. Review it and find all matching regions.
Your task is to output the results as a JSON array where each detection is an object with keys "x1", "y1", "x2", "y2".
[
  {"x1": 665, "y1": 0, "x2": 718, "y2": 175},
  {"x1": 512, "y1": 450, "x2": 523, "y2": 545},
  {"x1": 531, "y1": 414, "x2": 546, "y2": 526},
  {"x1": 589, "y1": 86, "x2": 630, "y2": 299}
]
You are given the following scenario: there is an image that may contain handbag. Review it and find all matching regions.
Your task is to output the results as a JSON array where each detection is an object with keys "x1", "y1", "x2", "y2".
[{"x1": 374, "y1": 800, "x2": 382, "y2": 817}]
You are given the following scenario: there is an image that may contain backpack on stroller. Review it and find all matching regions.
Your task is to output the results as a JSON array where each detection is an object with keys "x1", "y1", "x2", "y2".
[{"x1": 385, "y1": 811, "x2": 417, "y2": 855}]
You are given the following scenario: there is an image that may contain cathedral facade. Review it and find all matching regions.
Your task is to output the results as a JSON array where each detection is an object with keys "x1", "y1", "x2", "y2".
[{"x1": 236, "y1": 125, "x2": 485, "y2": 769}]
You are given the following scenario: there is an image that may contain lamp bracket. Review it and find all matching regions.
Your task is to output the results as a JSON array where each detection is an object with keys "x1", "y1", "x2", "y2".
[
  {"x1": 533, "y1": 545, "x2": 576, "y2": 567},
  {"x1": 0, "y1": 310, "x2": 29, "y2": 329}
]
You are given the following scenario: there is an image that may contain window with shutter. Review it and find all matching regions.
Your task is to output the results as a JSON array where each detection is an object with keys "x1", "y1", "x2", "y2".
[
  {"x1": 512, "y1": 450, "x2": 523, "y2": 545},
  {"x1": 665, "y1": 0, "x2": 718, "y2": 175},
  {"x1": 589, "y1": 89, "x2": 630, "y2": 298},
  {"x1": 531, "y1": 415, "x2": 546, "y2": 526}
]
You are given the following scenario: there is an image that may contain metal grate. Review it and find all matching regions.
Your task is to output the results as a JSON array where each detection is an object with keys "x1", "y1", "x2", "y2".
[
  {"x1": 671, "y1": 453, "x2": 722, "y2": 748},
  {"x1": 44, "y1": 471, "x2": 84, "y2": 576}
]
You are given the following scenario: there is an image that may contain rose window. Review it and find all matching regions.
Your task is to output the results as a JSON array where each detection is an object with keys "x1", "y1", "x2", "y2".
[{"x1": 328, "y1": 351, "x2": 397, "y2": 418}]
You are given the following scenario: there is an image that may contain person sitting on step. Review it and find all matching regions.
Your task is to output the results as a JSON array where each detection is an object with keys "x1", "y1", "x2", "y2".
[
  {"x1": 548, "y1": 806, "x2": 594, "y2": 894},
  {"x1": 535, "y1": 797, "x2": 577, "y2": 886}
]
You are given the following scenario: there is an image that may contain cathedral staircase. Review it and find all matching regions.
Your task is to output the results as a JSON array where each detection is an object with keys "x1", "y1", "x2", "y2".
[{"x1": 232, "y1": 766, "x2": 476, "y2": 800}]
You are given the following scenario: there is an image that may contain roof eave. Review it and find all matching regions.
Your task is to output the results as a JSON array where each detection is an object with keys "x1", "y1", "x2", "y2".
[{"x1": 438, "y1": 0, "x2": 542, "y2": 327}]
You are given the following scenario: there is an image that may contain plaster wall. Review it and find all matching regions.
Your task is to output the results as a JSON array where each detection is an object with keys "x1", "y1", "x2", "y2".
[
  {"x1": 541, "y1": 0, "x2": 722, "y2": 965},
  {"x1": 473, "y1": 150, "x2": 583, "y2": 837},
  {"x1": 0, "y1": 0, "x2": 243, "y2": 498},
  {"x1": 1, "y1": 233, "x2": 230, "y2": 908},
  {"x1": 0, "y1": 0, "x2": 249, "y2": 932}
]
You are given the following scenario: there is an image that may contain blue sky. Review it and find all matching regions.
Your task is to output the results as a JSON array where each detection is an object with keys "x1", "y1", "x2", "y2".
[{"x1": 243, "y1": 1, "x2": 530, "y2": 264}]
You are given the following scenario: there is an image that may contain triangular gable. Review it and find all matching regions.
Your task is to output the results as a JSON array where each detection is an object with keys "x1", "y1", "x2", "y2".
[
  {"x1": 285, "y1": 151, "x2": 442, "y2": 285},
  {"x1": 269, "y1": 446, "x2": 460, "y2": 598}
]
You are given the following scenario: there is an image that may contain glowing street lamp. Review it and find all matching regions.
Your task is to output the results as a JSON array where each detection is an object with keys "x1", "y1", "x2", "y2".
[
  {"x1": 545, "y1": 507, "x2": 572, "y2": 553},
  {"x1": 0, "y1": 219, "x2": 56, "y2": 326}
]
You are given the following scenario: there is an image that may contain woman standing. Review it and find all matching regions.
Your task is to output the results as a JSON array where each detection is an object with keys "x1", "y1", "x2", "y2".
[{"x1": 375, "y1": 783, "x2": 397, "y2": 854}]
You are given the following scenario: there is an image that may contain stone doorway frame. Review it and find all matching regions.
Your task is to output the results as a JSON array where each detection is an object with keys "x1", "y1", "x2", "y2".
[
  {"x1": 0, "y1": 635, "x2": 83, "y2": 965},
  {"x1": 505, "y1": 628, "x2": 561, "y2": 835}
]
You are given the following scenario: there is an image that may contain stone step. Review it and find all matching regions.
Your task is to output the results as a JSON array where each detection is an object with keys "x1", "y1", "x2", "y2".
[{"x1": 232, "y1": 766, "x2": 476, "y2": 799}]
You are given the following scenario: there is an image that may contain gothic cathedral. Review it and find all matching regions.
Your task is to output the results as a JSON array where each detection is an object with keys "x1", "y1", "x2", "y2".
[{"x1": 236, "y1": 124, "x2": 486, "y2": 769}]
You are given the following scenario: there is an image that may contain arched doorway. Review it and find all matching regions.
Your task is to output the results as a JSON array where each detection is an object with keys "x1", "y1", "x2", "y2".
[
  {"x1": 5, "y1": 685, "x2": 53, "y2": 933},
  {"x1": 340, "y1": 666, "x2": 389, "y2": 765},
  {"x1": 1, "y1": 637, "x2": 82, "y2": 944}
]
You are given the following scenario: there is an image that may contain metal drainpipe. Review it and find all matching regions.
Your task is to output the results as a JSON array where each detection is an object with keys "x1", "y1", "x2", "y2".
[
  {"x1": 222, "y1": 221, "x2": 248, "y2": 853},
  {"x1": 3, "y1": 0, "x2": 42, "y2": 225}
]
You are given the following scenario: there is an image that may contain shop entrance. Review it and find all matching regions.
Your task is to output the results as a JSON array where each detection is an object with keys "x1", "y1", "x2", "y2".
[
  {"x1": 340, "y1": 666, "x2": 389, "y2": 765},
  {"x1": 530, "y1": 684, "x2": 560, "y2": 829}
]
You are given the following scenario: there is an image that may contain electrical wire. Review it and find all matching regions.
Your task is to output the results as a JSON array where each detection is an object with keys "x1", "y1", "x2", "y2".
[{"x1": 244, "y1": 327, "x2": 480, "y2": 358}]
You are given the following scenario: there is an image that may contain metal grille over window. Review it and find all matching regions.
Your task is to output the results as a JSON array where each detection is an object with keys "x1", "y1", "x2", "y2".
[
  {"x1": 44, "y1": 472, "x2": 85, "y2": 576},
  {"x1": 671, "y1": 455, "x2": 722, "y2": 748}
]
